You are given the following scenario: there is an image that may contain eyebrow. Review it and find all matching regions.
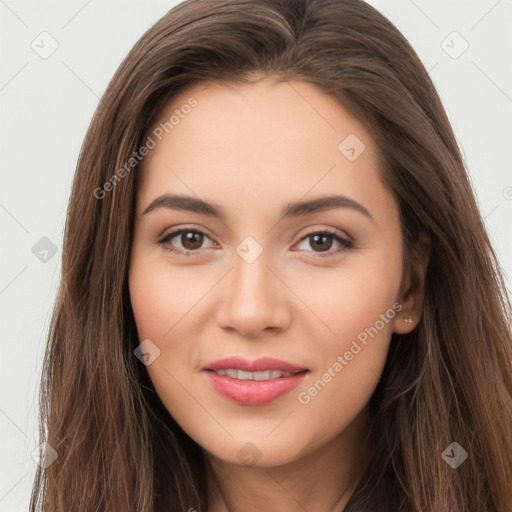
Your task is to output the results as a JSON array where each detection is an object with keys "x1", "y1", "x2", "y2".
[{"x1": 142, "y1": 193, "x2": 374, "y2": 222}]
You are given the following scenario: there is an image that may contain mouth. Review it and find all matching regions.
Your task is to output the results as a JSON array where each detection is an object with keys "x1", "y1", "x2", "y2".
[
  {"x1": 202, "y1": 356, "x2": 309, "y2": 406},
  {"x1": 208, "y1": 368, "x2": 299, "y2": 380}
]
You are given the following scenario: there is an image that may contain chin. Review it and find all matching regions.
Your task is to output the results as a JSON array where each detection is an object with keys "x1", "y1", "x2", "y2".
[{"x1": 199, "y1": 431, "x2": 313, "y2": 469}]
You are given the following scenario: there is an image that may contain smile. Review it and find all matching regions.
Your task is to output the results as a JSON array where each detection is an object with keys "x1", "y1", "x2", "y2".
[
  {"x1": 202, "y1": 356, "x2": 309, "y2": 406},
  {"x1": 211, "y1": 369, "x2": 294, "y2": 380}
]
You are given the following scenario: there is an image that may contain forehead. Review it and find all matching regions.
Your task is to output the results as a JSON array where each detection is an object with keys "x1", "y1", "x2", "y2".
[
  {"x1": 149, "y1": 77, "x2": 373, "y2": 158},
  {"x1": 136, "y1": 78, "x2": 393, "y2": 225}
]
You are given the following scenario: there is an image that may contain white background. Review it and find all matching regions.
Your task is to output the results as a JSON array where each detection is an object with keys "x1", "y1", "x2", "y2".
[{"x1": 1, "y1": 1, "x2": 511, "y2": 509}]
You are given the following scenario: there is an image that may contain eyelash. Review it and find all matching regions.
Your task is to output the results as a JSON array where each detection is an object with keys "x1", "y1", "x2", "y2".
[{"x1": 156, "y1": 226, "x2": 354, "y2": 259}]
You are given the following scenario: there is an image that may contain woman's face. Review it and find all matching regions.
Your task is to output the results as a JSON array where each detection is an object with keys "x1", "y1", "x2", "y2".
[{"x1": 129, "y1": 77, "x2": 414, "y2": 468}]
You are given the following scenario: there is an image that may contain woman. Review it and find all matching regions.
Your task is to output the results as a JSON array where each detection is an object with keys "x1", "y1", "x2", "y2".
[{"x1": 30, "y1": 0, "x2": 512, "y2": 510}]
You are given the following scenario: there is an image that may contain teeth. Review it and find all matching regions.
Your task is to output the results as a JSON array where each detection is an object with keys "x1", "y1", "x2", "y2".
[{"x1": 213, "y1": 369, "x2": 293, "y2": 380}]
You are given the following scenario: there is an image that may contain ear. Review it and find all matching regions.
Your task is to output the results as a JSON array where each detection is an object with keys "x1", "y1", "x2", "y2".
[{"x1": 392, "y1": 232, "x2": 431, "y2": 335}]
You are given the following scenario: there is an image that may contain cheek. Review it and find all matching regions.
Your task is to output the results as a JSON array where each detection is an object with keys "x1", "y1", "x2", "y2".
[
  {"x1": 129, "y1": 255, "x2": 204, "y2": 340},
  {"x1": 291, "y1": 262, "x2": 401, "y2": 434},
  {"x1": 129, "y1": 270, "x2": 170, "y2": 349},
  {"x1": 292, "y1": 244, "x2": 401, "y2": 347},
  {"x1": 128, "y1": 255, "x2": 209, "y2": 415},
  {"x1": 128, "y1": 261, "x2": 196, "y2": 379}
]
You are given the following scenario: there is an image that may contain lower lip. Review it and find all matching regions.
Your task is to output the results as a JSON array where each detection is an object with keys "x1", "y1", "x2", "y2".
[{"x1": 204, "y1": 370, "x2": 308, "y2": 406}]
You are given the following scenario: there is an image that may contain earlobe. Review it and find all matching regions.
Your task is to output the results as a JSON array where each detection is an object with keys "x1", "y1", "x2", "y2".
[
  {"x1": 392, "y1": 300, "x2": 417, "y2": 334},
  {"x1": 393, "y1": 233, "x2": 430, "y2": 335}
]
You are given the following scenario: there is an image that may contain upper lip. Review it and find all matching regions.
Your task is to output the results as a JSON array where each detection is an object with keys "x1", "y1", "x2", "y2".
[{"x1": 203, "y1": 356, "x2": 308, "y2": 373}]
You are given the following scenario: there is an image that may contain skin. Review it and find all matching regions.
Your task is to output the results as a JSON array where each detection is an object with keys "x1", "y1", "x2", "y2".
[{"x1": 129, "y1": 76, "x2": 425, "y2": 511}]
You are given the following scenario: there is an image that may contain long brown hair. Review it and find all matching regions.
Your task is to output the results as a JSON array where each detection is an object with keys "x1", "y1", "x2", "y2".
[{"x1": 30, "y1": 0, "x2": 512, "y2": 510}]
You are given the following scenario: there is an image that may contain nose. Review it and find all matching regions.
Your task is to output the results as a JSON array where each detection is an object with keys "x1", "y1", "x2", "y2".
[{"x1": 215, "y1": 248, "x2": 291, "y2": 337}]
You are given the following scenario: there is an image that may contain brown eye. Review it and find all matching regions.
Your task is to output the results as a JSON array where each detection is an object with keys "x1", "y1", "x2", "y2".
[
  {"x1": 157, "y1": 229, "x2": 215, "y2": 255},
  {"x1": 295, "y1": 229, "x2": 353, "y2": 258},
  {"x1": 180, "y1": 231, "x2": 204, "y2": 250},
  {"x1": 308, "y1": 233, "x2": 333, "y2": 252}
]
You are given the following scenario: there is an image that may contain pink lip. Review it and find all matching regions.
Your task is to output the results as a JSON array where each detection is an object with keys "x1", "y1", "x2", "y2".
[
  {"x1": 203, "y1": 356, "x2": 307, "y2": 373},
  {"x1": 202, "y1": 357, "x2": 309, "y2": 406}
]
